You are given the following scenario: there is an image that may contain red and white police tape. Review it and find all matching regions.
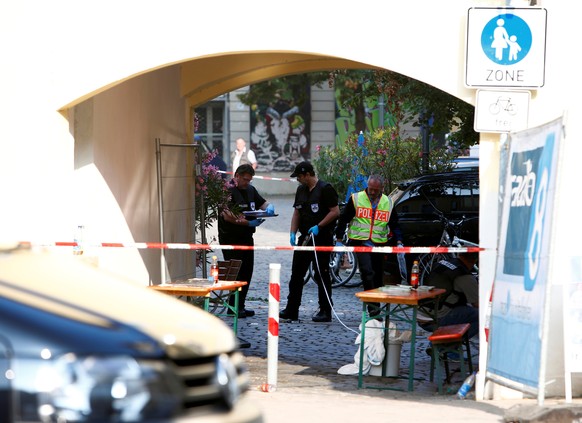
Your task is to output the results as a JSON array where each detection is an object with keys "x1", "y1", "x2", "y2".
[{"x1": 18, "y1": 241, "x2": 483, "y2": 254}]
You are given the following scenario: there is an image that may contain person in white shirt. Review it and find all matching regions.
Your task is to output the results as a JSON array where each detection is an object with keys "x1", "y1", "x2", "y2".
[{"x1": 231, "y1": 138, "x2": 257, "y2": 172}]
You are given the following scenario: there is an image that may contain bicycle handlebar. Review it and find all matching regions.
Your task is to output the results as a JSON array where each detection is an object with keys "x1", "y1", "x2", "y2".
[
  {"x1": 451, "y1": 235, "x2": 479, "y2": 248},
  {"x1": 430, "y1": 213, "x2": 479, "y2": 246},
  {"x1": 434, "y1": 213, "x2": 477, "y2": 229}
]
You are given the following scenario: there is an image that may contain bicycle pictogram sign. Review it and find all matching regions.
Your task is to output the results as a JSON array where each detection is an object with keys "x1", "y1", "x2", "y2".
[{"x1": 489, "y1": 96, "x2": 518, "y2": 116}]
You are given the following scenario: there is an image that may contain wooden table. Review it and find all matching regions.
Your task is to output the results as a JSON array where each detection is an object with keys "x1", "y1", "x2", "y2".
[
  {"x1": 149, "y1": 281, "x2": 247, "y2": 334},
  {"x1": 355, "y1": 286, "x2": 446, "y2": 391}
]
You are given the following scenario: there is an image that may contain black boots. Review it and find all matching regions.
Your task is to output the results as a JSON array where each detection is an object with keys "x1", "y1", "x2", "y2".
[
  {"x1": 280, "y1": 308, "x2": 332, "y2": 322},
  {"x1": 312, "y1": 309, "x2": 331, "y2": 322},
  {"x1": 279, "y1": 309, "x2": 299, "y2": 321}
]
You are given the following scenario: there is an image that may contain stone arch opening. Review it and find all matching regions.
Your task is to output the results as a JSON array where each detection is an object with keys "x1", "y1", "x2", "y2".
[{"x1": 65, "y1": 50, "x2": 473, "y2": 285}]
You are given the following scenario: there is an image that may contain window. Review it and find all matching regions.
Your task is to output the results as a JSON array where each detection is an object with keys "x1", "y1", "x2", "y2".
[{"x1": 195, "y1": 103, "x2": 225, "y2": 158}]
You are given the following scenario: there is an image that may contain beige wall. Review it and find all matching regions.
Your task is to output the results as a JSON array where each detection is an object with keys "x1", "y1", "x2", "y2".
[{"x1": 70, "y1": 65, "x2": 194, "y2": 284}]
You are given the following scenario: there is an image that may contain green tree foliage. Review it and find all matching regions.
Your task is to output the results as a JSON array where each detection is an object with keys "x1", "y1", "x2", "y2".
[
  {"x1": 239, "y1": 69, "x2": 478, "y2": 151},
  {"x1": 237, "y1": 70, "x2": 474, "y2": 198},
  {"x1": 237, "y1": 73, "x2": 328, "y2": 111},
  {"x1": 313, "y1": 128, "x2": 457, "y2": 199},
  {"x1": 194, "y1": 150, "x2": 232, "y2": 231},
  {"x1": 330, "y1": 69, "x2": 478, "y2": 149}
]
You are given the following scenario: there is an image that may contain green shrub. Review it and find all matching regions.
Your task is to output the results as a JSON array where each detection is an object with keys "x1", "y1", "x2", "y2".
[{"x1": 313, "y1": 127, "x2": 457, "y2": 199}]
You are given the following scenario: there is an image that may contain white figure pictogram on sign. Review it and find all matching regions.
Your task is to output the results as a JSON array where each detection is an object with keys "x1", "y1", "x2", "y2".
[{"x1": 482, "y1": 14, "x2": 531, "y2": 65}]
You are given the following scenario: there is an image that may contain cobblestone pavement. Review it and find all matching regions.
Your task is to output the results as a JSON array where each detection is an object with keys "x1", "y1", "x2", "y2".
[
  {"x1": 211, "y1": 196, "x2": 471, "y2": 391},
  {"x1": 206, "y1": 195, "x2": 556, "y2": 422}
]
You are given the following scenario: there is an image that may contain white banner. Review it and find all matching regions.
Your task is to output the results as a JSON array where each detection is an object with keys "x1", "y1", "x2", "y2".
[{"x1": 487, "y1": 118, "x2": 562, "y2": 389}]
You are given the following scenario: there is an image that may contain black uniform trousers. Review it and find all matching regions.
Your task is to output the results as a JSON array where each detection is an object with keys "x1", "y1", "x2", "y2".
[
  {"x1": 285, "y1": 233, "x2": 333, "y2": 316},
  {"x1": 353, "y1": 240, "x2": 386, "y2": 315}
]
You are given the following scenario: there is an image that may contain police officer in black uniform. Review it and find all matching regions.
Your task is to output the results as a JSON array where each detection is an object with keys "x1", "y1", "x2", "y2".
[
  {"x1": 422, "y1": 253, "x2": 479, "y2": 338},
  {"x1": 218, "y1": 164, "x2": 275, "y2": 317},
  {"x1": 280, "y1": 161, "x2": 340, "y2": 322}
]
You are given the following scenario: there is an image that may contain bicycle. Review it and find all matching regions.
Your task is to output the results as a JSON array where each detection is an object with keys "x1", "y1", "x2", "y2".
[
  {"x1": 489, "y1": 96, "x2": 518, "y2": 116},
  {"x1": 331, "y1": 246, "x2": 361, "y2": 287},
  {"x1": 303, "y1": 232, "x2": 359, "y2": 288},
  {"x1": 417, "y1": 213, "x2": 479, "y2": 286}
]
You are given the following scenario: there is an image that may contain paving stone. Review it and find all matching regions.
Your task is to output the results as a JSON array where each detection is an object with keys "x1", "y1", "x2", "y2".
[{"x1": 211, "y1": 195, "x2": 581, "y2": 420}]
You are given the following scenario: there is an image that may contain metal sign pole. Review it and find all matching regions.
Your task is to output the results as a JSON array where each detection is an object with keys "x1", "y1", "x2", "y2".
[{"x1": 155, "y1": 138, "x2": 167, "y2": 284}]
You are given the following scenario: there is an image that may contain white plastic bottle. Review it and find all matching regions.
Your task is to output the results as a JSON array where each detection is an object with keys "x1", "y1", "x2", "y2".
[
  {"x1": 457, "y1": 371, "x2": 476, "y2": 399},
  {"x1": 210, "y1": 256, "x2": 219, "y2": 283}
]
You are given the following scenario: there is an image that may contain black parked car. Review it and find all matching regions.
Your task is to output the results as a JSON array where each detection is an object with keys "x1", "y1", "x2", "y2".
[
  {"x1": 384, "y1": 170, "x2": 479, "y2": 282},
  {"x1": 0, "y1": 244, "x2": 262, "y2": 423}
]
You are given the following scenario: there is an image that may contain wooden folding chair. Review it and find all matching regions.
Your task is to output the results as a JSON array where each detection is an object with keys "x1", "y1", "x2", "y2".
[
  {"x1": 217, "y1": 259, "x2": 250, "y2": 347},
  {"x1": 428, "y1": 323, "x2": 473, "y2": 394},
  {"x1": 218, "y1": 259, "x2": 242, "y2": 281},
  {"x1": 210, "y1": 259, "x2": 242, "y2": 315}
]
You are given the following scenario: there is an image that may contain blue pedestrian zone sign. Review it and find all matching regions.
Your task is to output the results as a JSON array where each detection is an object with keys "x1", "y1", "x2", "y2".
[
  {"x1": 466, "y1": 8, "x2": 547, "y2": 88},
  {"x1": 481, "y1": 14, "x2": 531, "y2": 65}
]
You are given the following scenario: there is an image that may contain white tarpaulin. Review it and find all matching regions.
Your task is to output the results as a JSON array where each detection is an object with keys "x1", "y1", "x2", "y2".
[{"x1": 338, "y1": 320, "x2": 411, "y2": 376}]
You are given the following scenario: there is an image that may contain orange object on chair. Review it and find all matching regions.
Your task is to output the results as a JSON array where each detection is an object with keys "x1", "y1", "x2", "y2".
[{"x1": 429, "y1": 323, "x2": 470, "y2": 344}]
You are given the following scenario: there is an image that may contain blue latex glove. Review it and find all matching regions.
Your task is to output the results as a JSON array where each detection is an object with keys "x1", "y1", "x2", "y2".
[
  {"x1": 308, "y1": 225, "x2": 319, "y2": 236},
  {"x1": 290, "y1": 232, "x2": 297, "y2": 246},
  {"x1": 335, "y1": 240, "x2": 343, "y2": 247},
  {"x1": 266, "y1": 203, "x2": 275, "y2": 216},
  {"x1": 248, "y1": 218, "x2": 265, "y2": 228}
]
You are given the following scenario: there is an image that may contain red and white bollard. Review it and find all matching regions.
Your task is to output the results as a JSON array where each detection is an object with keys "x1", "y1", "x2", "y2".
[{"x1": 261, "y1": 263, "x2": 281, "y2": 393}]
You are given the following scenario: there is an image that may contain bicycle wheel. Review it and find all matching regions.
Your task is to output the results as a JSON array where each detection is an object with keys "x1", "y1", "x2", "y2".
[
  {"x1": 418, "y1": 253, "x2": 449, "y2": 286},
  {"x1": 330, "y1": 250, "x2": 359, "y2": 287},
  {"x1": 303, "y1": 250, "x2": 358, "y2": 288}
]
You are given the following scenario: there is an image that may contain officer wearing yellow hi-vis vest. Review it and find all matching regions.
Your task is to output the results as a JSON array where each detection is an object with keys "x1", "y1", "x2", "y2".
[{"x1": 336, "y1": 175, "x2": 403, "y2": 315}]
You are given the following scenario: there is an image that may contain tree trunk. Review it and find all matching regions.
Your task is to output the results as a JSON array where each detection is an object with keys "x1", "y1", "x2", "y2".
[{"x1": 355, "y1": 102, "x2": 366, "y2": 134}]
